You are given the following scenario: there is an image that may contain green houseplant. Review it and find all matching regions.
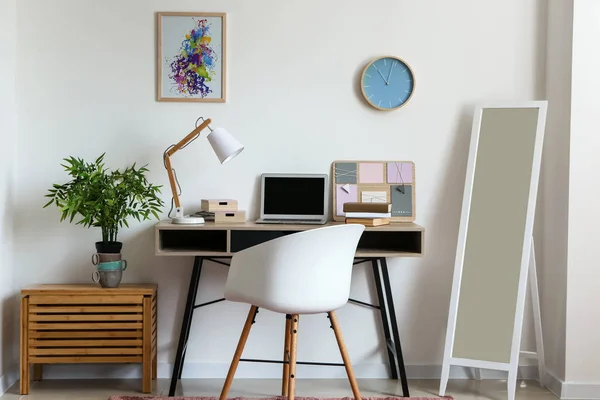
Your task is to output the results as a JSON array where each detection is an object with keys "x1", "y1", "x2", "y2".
[{"x1": 44, "y1": 154, "x2": 165, "y2": 253}]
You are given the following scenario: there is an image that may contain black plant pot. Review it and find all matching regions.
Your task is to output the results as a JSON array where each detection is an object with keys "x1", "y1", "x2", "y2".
[{"x1": 95, "y1": 241, "x2": 123, "y2": 254}]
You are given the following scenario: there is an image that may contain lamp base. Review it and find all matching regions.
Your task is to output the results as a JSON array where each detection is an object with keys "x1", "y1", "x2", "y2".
[{"x1": 171, "y1": 216, "x2": 205, "y2": 225}]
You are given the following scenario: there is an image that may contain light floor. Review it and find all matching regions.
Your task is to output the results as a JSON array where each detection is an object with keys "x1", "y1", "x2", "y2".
[{"x1": 2, "y1": 378, "x2": 558, "y2": 400}]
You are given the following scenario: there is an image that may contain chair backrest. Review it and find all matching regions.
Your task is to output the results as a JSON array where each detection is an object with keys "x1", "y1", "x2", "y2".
[{"x1": 224, "y1": 224, "x2": 365, "y2": 314}]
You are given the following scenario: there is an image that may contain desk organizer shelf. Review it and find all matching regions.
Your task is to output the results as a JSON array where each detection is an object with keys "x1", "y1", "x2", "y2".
[
  {"x1": 155, "y1": 221, "x2": 424, "y2": 257},
  {"x1": 20, "y1": 284, "x2": 157, "y2": 395},
  {"x1": 332, "y1": 160, "x2": 416, "y2": 222}
]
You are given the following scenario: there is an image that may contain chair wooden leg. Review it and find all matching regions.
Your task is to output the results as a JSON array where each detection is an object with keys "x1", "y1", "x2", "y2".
[
  {"x1": 288, "y1": 314, "x2": 299, "y2": 400},
  {"x1": 282, "y1": 314, "x2": 292, "y2": 396},
  {"x1": 329, "y1": 311, "x2": 361, "y2": 400},
  {"x1": 220, "y1": 305, "x2": 258, "y2": 400}
]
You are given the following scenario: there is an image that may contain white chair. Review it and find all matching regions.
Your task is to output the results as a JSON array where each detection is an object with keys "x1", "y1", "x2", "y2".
[{"x1": 219, "y1": 224, "x2": 366, "y2": 400}]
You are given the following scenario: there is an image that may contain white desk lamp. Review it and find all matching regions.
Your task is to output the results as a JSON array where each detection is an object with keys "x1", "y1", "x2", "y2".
[{"x1": 163, "y1": 117, "x2": 244, "y2": 225}]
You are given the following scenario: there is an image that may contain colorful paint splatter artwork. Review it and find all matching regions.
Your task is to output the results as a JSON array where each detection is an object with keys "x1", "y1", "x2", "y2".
[{"x1": 168, "y1": 18, "x2": 217, "y2": 98}]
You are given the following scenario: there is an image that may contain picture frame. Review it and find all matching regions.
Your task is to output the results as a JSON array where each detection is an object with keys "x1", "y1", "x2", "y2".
[{"x1": 157, "y1": 12, "x2": 227, "y2": 102}]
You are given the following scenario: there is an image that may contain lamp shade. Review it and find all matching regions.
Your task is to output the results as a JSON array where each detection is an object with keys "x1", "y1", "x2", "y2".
[{"x1": 207, "y1": 127, "x2": 244, "y2": 164}]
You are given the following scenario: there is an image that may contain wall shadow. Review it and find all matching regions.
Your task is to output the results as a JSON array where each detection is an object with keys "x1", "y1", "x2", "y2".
[{"x1": 392, "y1": 105, "x2": 474, "y2": 366}]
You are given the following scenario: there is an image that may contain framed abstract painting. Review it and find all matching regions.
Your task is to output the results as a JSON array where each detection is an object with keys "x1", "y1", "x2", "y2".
[{"x1": 157, "y1": 12, "x2": 226, "y2": 102}]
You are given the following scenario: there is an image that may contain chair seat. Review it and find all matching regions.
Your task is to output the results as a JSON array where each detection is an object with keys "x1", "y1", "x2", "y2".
[{"x1": 225, "y1": 288, "x2": 348, "y2": 315}]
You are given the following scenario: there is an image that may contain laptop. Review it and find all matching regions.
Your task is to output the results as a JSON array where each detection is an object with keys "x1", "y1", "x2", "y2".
[{"x1": 255, "y1": 173, "x2": 328, "y2": 224}]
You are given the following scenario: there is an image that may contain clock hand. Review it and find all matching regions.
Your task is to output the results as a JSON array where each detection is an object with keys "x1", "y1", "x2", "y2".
[
  {"x1": 387, "y1": 61, "x2": 396, "y2": 85},
  {"x1": 373, "y1": 64, "x2": 388, "y2": 84}
]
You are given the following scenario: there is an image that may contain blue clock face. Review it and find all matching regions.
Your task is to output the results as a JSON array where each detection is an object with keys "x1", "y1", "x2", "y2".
[{"x1": 361, "y1": 57, "x2": 415, "y2": 110}]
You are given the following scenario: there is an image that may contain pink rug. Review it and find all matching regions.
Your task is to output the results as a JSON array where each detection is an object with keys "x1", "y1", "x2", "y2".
[{"x1": 108, "y1": 397, "x2": 453, "y2": 400}]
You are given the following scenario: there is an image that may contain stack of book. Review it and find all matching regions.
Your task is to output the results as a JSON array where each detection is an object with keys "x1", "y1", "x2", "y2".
[
  {"x1": 194, "y1": 199, "x2": 246, "y2": 223},
  {"x1": 343, "y1": 202, "x2": 391, "y2": 227}
]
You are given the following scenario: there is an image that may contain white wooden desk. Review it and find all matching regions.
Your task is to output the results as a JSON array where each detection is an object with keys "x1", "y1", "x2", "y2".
[{"x1": 155, "y1": 220, "x2": 425, "y2": 397}]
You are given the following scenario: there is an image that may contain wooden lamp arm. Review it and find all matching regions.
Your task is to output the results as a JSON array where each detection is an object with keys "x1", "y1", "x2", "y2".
[
  {"x1": 163, "y1": 118, "x2": 212, "y2": 210},
  {"x1": 164, "y1": 156, "x2": 181, "y2": 209},
  {"x1": 166, "y1": 118, "x2": 212, "y2": 157}
]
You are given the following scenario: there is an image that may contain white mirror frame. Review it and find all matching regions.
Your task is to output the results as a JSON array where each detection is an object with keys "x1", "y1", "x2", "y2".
[{"x1": 439, "y1": 101, "x2": 548, "y2": 400}]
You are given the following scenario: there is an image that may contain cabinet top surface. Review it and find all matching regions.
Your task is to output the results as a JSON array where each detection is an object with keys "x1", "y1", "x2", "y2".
[
  {"x1": 21, "y1": 283, "x2": 157, "y2": 295},
  {"x1": 155, "y1": 220, "x2": 424, "y2": 232}
]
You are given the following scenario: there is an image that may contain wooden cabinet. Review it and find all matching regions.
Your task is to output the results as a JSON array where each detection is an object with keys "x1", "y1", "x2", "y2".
[{"x1": 20, "y1": 284, "x2": 157, "y2": 394}]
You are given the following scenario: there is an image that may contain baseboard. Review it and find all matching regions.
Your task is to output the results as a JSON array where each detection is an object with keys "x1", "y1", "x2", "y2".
[
  {"x1": 543, "y1": 370, "x2": 600, "y2": 400},
  {"x1": 561, "y1": 381, "x2": 600, "y2": 400},
  {"x1": 24, "y1": 362, "x2": 600, "y2": 398},
  {"x1": 38, "y1": 362, "x2": 541, "y2": 380},
  {"x1": 0, "y1": 366, "x2": 18, "y2": 395},
  {"x1": 545, "y1": 370, "x2": 564, "y2": 398},
  {"x1": 408, "y1": 364, "x2": 540, "y2": 381},
  {"x1": 15, "y1": 362, "x2": 600, "y2": 398}
]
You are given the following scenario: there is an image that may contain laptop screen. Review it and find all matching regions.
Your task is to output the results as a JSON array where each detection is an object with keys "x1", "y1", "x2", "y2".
[{"x1": 263, "y1": 176, "x2": 326, "y2": 216}]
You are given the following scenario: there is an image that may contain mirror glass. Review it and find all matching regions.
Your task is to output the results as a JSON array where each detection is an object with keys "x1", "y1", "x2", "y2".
[{"x1": 451, "y1": 107, "x2": 540, "y2": 363}]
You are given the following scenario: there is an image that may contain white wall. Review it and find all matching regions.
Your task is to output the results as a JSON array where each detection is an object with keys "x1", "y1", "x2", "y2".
[
  {"x1": 539, "y1": 0, "x2": 572, "y2": 385},
  {"x1": 0, "y1": 0, "x2": 18, "y2": 391},
  {"x1": 14, "y1": 0, "x2": 547, "y2": 379},
  {"x1": 566, "y1": 0, "x2": 600, "y2": 390}
]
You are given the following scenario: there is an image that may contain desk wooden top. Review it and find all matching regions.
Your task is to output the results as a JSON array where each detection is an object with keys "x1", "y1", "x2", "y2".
[
  {"x1": 21, "y1": 284, "x2": 158, "y2": 296},
  {"x1": 155, "y1": 220, "x2": 424, "y2": 232}
]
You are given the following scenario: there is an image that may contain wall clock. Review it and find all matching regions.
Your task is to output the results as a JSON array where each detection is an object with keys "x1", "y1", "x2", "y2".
[{"x1": 361, "y1": 56, "x2": 415, "y2": 111}]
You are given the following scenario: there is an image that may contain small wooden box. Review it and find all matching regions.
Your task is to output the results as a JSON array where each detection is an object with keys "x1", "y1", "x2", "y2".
[
  {"x1": 201, "y1": 199, "x2": 238, "y2": 212},
  {"x1": 20, "y1": 284, "x2": 157, "y2": 395},
  {"x1": 214, "y1": 210, "x2": 246, "y2": 223}
]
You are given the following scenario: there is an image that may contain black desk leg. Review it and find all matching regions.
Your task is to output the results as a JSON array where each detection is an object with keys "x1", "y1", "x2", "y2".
[
  {"x1": 380, "y1": 257, "x2": 410, "y2": 397},
  {"x1": 177, "y1": 257, "x2": 204, "y2": 379},
  {"x1": 372, "y1": 259, "x2": 398, "y2": 380},
  {"x1": 169, "y1": 256, "x2": 204, "y2": 397}
]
